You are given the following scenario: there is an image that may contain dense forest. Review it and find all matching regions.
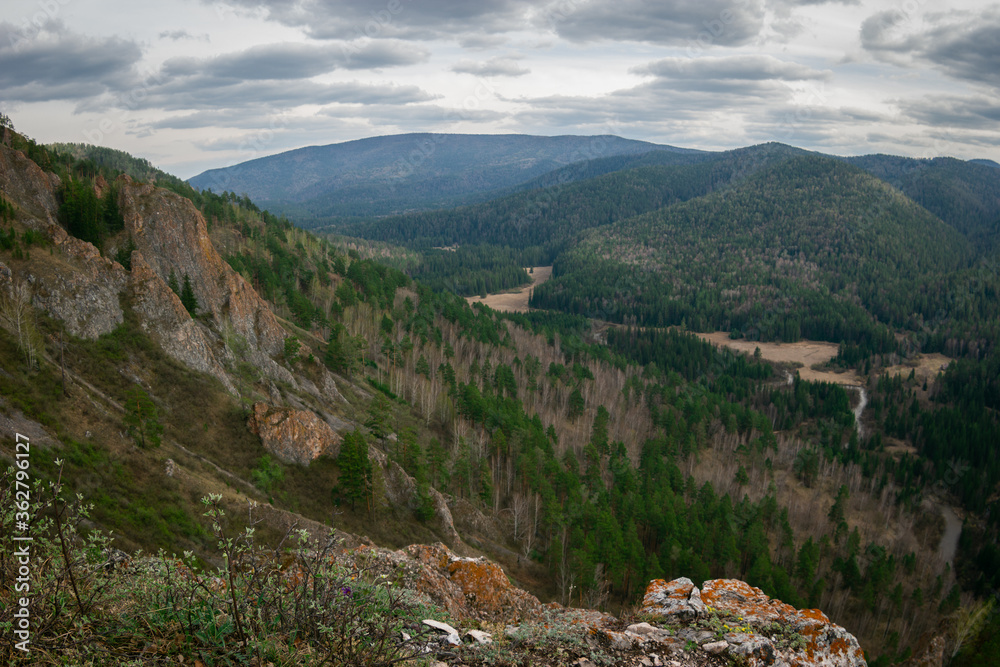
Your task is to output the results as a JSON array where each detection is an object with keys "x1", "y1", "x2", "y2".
[{"x1": 2, "y1": 128, "x2": 998, "y2": 665}]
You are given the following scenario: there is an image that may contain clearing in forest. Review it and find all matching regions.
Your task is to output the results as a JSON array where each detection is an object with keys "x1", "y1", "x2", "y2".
[{"x1": 466, "y1": 266, "x2": 553, "y2": 313}]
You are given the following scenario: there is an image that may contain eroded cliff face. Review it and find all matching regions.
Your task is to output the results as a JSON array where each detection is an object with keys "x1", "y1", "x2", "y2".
[
  {"x1": 0, "y1": 143, "x2": 128, "y2": 338},
  {"x1": 129, "y1": 252, "x2": 236, "y2": 393},
  {"x1": 0, "y1": 142, "x2": 293, "y2": 389},
  {"x1": 117, "y1": 176, "x2": 293, "y2": 385}
]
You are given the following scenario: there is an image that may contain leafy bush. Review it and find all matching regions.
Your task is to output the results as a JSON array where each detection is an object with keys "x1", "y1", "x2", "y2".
[{"x1": 0, "y1": 468, "x2": 438, "y2": 665}]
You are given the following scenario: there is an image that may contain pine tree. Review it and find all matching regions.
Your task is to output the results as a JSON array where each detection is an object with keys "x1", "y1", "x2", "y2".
[
  {"x1": 415, "y1": 354, "x2": 431, "y2": 378},
  {"x1": 568, "y1": 387, "x2": 585, "y2": 420},
  {"x1": 364, "y1": 394, "x2": 392, "y2": 441},
  {"x1": 336, "y1": 431, "x2": 372, "y2": 511},
  {"x1": 180, "y1": 273, "x2": 198, "y2": 316},
  {"x1": 591, "y1": 405, "x2": 610, "y2": 453}
]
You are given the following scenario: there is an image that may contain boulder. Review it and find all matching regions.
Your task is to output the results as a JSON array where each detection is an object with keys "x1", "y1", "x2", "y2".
[
  {"x1": 640, "y1": 578, "x2": 867, "y2": 667},
  {"x1": 247, "y1": 402, "x2": 343, "y2": 465},
  {"x1": 640, "y1": 577, "x2": 706, "y2": 620},
  {"x1": 404, "y1": 543, "x2": 542, "y2": 622}
]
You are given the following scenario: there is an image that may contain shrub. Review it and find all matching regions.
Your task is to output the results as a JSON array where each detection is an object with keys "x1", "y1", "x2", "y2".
[{"x1": 0, "y1": 467, "x2": 439, "y2": 665}]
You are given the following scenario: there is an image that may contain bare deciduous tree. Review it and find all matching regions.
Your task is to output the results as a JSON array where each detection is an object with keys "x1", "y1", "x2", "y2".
[{"x1": 0, "y1": 278, "x2": 41, "y2": 369}]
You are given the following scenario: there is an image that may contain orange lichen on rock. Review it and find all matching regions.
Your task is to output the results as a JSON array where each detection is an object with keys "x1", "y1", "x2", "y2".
[
  {"x1": 641, "y1": 578, "x2": 867, "y2": 667},
  {"x1": 701, "y1": 578, "x2": 797, "y2": 624}
]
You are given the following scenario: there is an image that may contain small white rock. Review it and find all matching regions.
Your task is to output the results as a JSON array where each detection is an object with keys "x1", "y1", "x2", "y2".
[
  {"x1": 627, "y1": 622, "x2": 659, "y2": 635},
  {"x1": 422, "y1": 619, "x2": 461, "y2": 646},
  {"x1": 465, "y1": 629, "x2": 493, "y2": 644},
  {"x1": 422, "y1": 619, "x2": 460, "y2": 636},
  {"x1": 703, "y1": 640, "x2": 729, "y2": 655}
]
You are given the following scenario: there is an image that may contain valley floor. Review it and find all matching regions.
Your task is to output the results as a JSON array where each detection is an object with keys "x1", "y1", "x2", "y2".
[{"x1": 466, "y1": 265, "x2": 552, "y2": 313}]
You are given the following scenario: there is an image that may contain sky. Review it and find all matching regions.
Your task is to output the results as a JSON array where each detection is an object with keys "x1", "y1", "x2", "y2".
[{"x1": 2, "y1": 0, "x2": 999, "y2": 179}]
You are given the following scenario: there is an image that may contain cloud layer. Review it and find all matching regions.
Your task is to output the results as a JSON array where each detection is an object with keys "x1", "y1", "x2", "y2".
[{"x1": 2, "y1": 0, "x2": 997, "y2": 177}]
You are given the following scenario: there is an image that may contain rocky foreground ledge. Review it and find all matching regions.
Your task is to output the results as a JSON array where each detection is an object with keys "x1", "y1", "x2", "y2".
[{"x1": 351, "y1": 542, "x2": 866, "y2": 667}]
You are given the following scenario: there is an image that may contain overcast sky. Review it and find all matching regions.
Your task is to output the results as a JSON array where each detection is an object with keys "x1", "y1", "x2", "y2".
[{"x1": 3, "y1": 0, "x2": 998, "y2": 179}]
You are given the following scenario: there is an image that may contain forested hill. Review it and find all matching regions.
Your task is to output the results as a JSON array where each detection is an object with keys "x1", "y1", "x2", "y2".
[
  {"x1": 533, "y1": 155, "x2": 976, "y2": 348},
  {"x1": 6, "y1": 123, "x2": 1000, "y2": 665},
  {"x1": 845, "y1": 154, "x2": 1000, "y2": 249},
  {"x1": 335, "y1": 142, "x2": 817, "y2": 253},
  {"x1": 187, "y1": 133, "x2": 676, "y2": 220}
]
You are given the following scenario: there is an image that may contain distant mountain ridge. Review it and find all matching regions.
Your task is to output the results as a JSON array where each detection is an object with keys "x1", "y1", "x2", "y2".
[{"x1": 188, "y1": 132, "x2": 687, "y2": 220}]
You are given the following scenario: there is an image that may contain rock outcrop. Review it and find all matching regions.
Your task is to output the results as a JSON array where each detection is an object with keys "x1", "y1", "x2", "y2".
[
  {"x1": 325, "y1": 543, "x2": 868, "y2": 667},
  {"x1": 404, "y1": 543, "x2": 542, "y2": 622},
  {"x1": 248, "y1": 402, "x2": 343, "y2": 465},
  {"x1": 0, "y1": 142, "x2": 295, "y2": 389},
  {"x1": 117, "y1": 176, "x2": 292, "y2": 384},
  {"x1": 0, "y1": 142, "x2": 128, "y2": 338},
  {"x1": 641, "y1": 577, "x2": 867, "y2": 667},
  {"x1": 0, "y1": 140, "x2": 61, "y2": 226},
  {"x1": 129, "y1": 252, "x2": 235, "y2": 393}
]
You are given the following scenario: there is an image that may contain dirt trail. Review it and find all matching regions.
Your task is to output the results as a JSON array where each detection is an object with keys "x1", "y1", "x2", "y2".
[{"x1": 466, "y1": 266, "x2": 552, "y2": 313}]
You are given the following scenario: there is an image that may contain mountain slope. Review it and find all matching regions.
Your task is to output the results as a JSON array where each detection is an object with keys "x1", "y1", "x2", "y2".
[
  {"x1": 336, "y1": 142, "x2": 814, "y2": 253},
  {"x1": 846, "y1": 154, "x2": 1000, "y2": 249},
  {"x1": 533, "y1": 155, "x2": 974, "y2": 346},
  {"x1": 5, "y1": 127, "x2": 998, "y2": 665},
  {"x1": 188, "y1": 133, "x2": 675, "y2": 219}
]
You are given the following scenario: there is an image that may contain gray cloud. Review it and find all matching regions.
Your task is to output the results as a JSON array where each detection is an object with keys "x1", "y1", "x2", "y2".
[
  {"x1": 632, "y1": 55, "x2": 829, "y2": 81},
  {"x1": 80, "y1": 77, "x2": 436, "y2": 115},
  {"x1": 0, "y1": 20, "x2": 142, "y2": 102},
  {"x1": 539, "y1": 0, "x2": 766, "y2": 47},
  {"x1": 319, "y1": 102, "x2": 506, "y2": 126},
  {"x1": 158, "y1": 29, "x2": 208, "y2": 41},
  {"x1": 452, "y1": 56, "x2": 529, "y2": 77},
  {"x1": 162, "y1": 40, "x2": 427, "y2": 82},
  {"x1": 861, "y1": 6, "x2": 1000, "y2": 87},
  {"x1": 922, "y1": 9, "x2": 1000, "y2": 88},
  {"x1": 458, "y1": 33, "x2": 510, "y2": 49},
  {"x1": 899, "y1": 94, "x2": 1000, "y2": 131},
  {"x1": 215, "y1": 0, "x2": 534, "y2": 41}
]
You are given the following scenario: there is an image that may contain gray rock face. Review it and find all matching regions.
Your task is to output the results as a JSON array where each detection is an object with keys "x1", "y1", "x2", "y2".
[
  {"x1": 129, "y1": 252, "x2": 235, "y2": 393},
  {"x1": 642, "y1": 578, "x2": 868, "y2": 667},
  {"x1": 640, "y1": 577, "x2": 705, "y2": 621},
  {"x1": 117, "y1": 176, "x2": 290, "y2": 385},
  {"x1": 0, "y1": 143, "x2": 126, "y2": 338},
  {"x1": 29, "y1": 239, "x2": 127, "y2": 338},
  {"x1": 0, "y1": 141, "x2": 60, "y2": 226}
]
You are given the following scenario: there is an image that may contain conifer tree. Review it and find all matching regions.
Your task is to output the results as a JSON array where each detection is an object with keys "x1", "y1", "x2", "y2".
[
  {"x1": 336, "y1": 431, "x2": 372, "y2": 511},
  {"x1": 180, "y1": 273, "x2": 198, "y2": 316}
]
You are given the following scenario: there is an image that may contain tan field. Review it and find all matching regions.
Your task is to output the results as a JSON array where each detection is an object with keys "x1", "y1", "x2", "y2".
[
  {"x1": 466, "y1": 266, "x2": 553, "y2": 313},
  {"x1": 695, "y1": 332, "x2": 862, "y2": 385},
  {"x1": 884, "y1": 352, "x2": 953, "y2": 380},
  {"x1": 696, "y1": 332, "x2": 954, "y2": 387}
]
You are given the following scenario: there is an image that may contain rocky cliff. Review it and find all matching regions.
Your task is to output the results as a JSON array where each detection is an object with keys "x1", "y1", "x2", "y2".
[
  {"x1": 0, "y1": 141, "x2": 295, "y2": 392},
  {"x1": 116, "y1": 175, "x2": 292, "y2": 385}
]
